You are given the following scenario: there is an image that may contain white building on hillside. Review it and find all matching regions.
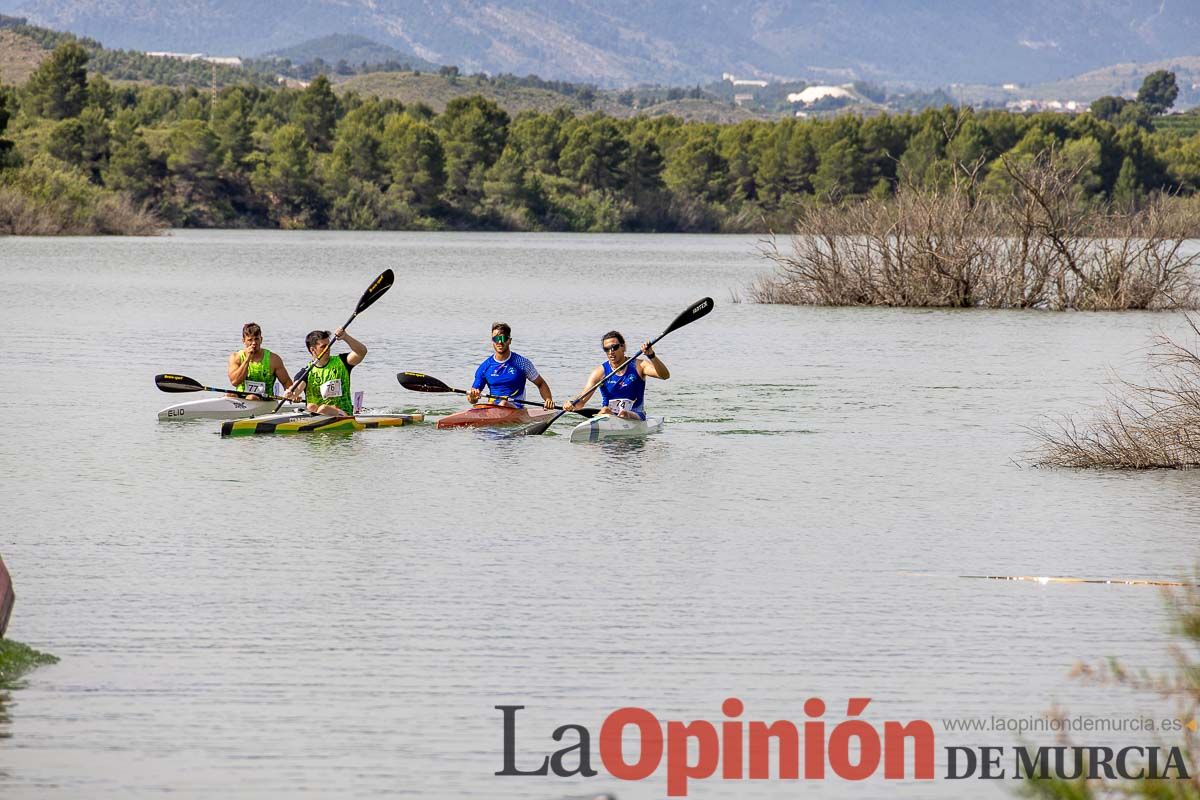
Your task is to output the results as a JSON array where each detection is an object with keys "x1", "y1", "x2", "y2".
[
  {"x1": 1004, "y1": 98, "x2": 1085, "y2": 113},
  {"x1": 723, "y1": 72, "x2": 769, "y2": 87},
  {"x1": 146, "y1": 52, "x2": 243, "y2": 66}
]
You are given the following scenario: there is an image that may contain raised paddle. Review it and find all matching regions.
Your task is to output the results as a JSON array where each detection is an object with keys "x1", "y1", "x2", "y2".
[
  {"x1": 514, "y1": 296, "x2": 715, "y2": 437},
  {"x1": 155, "y1": 373, "x2": 285, "y2": 401},
  {"x1": 396, "y1": 371, "x2": 602, "y2": 417},
  {"x1": 275, "y1": 268, "x2": 395, "y2": 412}
]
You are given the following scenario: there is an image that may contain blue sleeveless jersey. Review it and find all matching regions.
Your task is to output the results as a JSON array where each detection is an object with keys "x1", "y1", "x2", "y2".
[
  {"x1": 599, "y1": 359, "x2": 646, "y2": 419},
  {"x1": 472, "y1": 352, "x2": 540, "y2": 402}
]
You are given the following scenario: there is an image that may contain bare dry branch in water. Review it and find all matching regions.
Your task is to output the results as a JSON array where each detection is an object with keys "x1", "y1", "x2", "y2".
[
  {"x1": 1034, "y1": 317, "x2": 1200, "y2": 469},
  {"x1": 754, "y1": 150, "x2": 1200, "y2": 311}
]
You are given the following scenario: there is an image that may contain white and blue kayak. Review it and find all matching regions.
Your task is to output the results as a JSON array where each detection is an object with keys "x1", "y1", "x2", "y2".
[
  {"x1": 569, "y1": 415, "x2": 664, "y2": 443},
  {"x1": 157, "y1": 395, "x2": 304, "y2": 421}
]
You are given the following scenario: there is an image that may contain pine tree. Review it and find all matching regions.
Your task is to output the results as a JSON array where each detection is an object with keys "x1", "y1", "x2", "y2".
[
  {"x1": 253, "y1": 123, "x2": 321, "y2": 224},
  {"x1": 292, "y1": 75, "x2": 338, "y2": 152},
  {"x1": 0, "y1": 91, "x2": 14, "y2": 168},
  {"x1": 1111, "y1": 156, "x2": 1140, "y2": 210},
  {"x1": 23, "y1": 42, "x2": 90, "y2": 120},
  {"x1": 382, "y1": 115, "x2": 445, "y2": 213},
  {"x1": 104, "y1": 110, "x2": 158, "y2": 201},
  {"x1": 1136, "y1": 70, "x2": 1178, "y2": 116}
]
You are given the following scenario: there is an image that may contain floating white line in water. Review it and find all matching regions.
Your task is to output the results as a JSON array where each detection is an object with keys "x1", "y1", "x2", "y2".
[
  {"x1": 899, "y1": 571, "x2": 1192, "y2": 587},
  {"x1": 960, "y1": 574, "x2": 1190, "y2": 587}
]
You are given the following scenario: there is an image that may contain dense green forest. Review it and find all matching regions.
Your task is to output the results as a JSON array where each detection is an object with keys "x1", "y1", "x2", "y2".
[{"x1": 2, "y1": 42, "x2": 1200, "y2": 233}]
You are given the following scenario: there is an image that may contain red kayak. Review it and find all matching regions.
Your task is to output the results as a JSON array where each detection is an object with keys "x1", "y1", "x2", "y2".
[
  {"x1": 0, "y1": 554, "x2": 13, "y2": 638},
  {"x1": 436, "y1": 404, "x2": 557, "y2": 429}
]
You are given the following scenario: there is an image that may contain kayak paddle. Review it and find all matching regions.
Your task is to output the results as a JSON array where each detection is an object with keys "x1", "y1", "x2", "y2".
[
  {"x1": 275, "y1": 268, "x2": 395, "y2": 412},
  {"x1": 155, "y1": 372, "x2": 285, "y2": 400},
  {"x1": 396, "y1": 371, "x2": 601, "y2": 417},
  {"x1": 514, "y1": 296, "x2": 714, "y2": 437}
]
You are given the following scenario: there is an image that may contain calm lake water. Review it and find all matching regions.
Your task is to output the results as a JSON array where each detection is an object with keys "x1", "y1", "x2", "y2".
[{"x1": 1, "y1": 230, "x2": 1198, "y2": 799}]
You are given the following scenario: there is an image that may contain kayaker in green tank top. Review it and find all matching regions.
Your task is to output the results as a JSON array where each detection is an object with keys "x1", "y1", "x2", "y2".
[
  {"x1": 227, "y1": 322, "x2": 292, "y2": 399},
  {"x1": 283, "y1": 327, "x2": 367, "y2": 417}
]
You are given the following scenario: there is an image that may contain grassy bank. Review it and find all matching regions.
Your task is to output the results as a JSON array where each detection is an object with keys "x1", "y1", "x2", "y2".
[{"x1": 0, "y1": 639, "x2": 57, "y2": 686}]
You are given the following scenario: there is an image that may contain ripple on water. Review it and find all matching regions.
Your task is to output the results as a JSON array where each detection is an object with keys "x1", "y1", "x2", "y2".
[{"x1": 709, "y1": 428, "x2": 818, "y2": 435}]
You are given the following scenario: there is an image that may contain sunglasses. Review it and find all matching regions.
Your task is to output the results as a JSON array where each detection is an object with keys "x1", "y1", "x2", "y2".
[
  {"x1": 603, "y1": 343, "x2": 622, "y2": 353},
  {"x1": 492, "y1": 334, "x2": 510, "y2": 344}
]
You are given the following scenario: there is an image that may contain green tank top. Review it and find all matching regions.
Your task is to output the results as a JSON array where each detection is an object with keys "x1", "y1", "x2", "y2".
[
  {"x1": 306, "y1": 355, "x2": 353, "y2": 414},
  {"x1": 237, "y1": 349, "x2": 274, "y2": 394}
]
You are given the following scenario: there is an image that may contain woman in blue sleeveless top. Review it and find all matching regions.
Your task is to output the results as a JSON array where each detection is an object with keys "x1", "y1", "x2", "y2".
[{"x1": 562, "y1": 330, "x2": 670, "y2": 419}]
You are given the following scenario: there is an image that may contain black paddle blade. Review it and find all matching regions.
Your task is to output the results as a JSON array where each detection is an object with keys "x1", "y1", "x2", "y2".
[
  {"x1": 573, "y1": 408, "x2": 602, "y2": 418},
  {"x1": 397, "y1": 372, "x2": 453, "y2": 393},
  {"x1": 291, "y1": 364, "x2": 314, "y2": 385},
  {"x1": 155, "y1": 373, "x2": 204, "y2": 393},
  {"x1": 356, "y1": 269, "x2": 394, "y2": 314},
  {"x1": 659, "y1": 297, "x2": 714, "y2": 340},
  {"x1": 513, "y1": 410, "x2": 565, "y2": 436}
]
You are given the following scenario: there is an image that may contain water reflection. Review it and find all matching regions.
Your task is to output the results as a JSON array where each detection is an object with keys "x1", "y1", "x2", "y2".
[{"x1": 0, "y1": 689, "x2": 11, "y2": 740}]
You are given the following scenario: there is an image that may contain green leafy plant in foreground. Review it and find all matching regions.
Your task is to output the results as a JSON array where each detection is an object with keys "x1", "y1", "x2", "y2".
[
  {"x1": 0, "y1": 639, "x2": 57, "y2": 687},
  {"x1": 1018, "y1": 582, "x2": 1200, "y2": 798}
]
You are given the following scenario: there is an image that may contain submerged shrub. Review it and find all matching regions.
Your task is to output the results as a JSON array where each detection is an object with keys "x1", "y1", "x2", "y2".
[
  {"x1": 1035, "y1": 317, "x2": 1200, "y2": 469},
  {"x1": 755, "y1": 150, "x2": 1200, "y2": 311}
]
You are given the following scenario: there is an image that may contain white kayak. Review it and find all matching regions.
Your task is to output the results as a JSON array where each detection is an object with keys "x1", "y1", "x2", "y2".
[
  {"x1": 569, "y1": 415, "x2": 664, "y2": 442},
  {"x1": 157, "y1": 395, "x2": 304, "y2": 421}
]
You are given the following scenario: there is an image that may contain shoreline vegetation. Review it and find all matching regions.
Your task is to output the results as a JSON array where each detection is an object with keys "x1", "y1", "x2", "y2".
[
  {"x1": 1035, "y1": 318, "x2": 1200, "y2": 469},
  {"x1": 2, "y1": 43, "x2": 1200, "y2": 236},
  {"x1": 0, "y1": 639, "x2": 57, "y2": 687}
]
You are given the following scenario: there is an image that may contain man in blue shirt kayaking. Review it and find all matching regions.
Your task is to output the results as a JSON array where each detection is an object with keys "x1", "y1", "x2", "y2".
[{"x1": 466, "y1": 322, "x2": 556, "y2": 409}]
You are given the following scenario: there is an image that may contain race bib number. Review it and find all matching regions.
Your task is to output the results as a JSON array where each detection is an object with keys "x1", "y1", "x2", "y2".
[
  {"x1": 608, "y1": 398, "x2": 634, "y2": 415},
  {"x1": 320, "y1": 379, "x2": 343, "y2": 399},
  {"x1": 244, "y1": 380, "x2": 266, "y2": 395}
]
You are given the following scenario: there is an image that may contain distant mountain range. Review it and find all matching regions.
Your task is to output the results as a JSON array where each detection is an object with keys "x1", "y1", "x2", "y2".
[{"x1": 2, "y1": 1, "x2": 1199, "y2": 88}]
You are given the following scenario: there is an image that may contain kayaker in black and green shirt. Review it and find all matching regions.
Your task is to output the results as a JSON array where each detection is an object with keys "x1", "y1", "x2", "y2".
[
  {"x1": 285, "y1": 327, "x2": 367, "y2": 417},
  {"x1": 227, "y1": 322, "x2": 293, "y2": 399}
]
